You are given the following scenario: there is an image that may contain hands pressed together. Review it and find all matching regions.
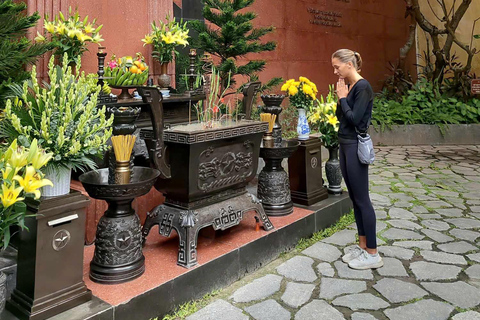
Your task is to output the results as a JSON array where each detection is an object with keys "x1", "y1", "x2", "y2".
[{"x1": 336, "y1": 78, "x2": 348, "y2": 99}]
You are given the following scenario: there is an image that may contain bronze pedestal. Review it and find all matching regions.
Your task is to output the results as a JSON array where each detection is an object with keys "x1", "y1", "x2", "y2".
[
  {"x1": 288, "y1": 137, "x2": 328, "y2": 206},
  {"x1": 6, "y1": 191, "x2": 91, "y2": 320}
]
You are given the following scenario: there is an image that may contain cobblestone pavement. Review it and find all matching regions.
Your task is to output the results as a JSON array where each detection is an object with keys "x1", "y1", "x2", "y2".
[{"x1": 186, "y1": 145, "x2": 480, "y2": 320}]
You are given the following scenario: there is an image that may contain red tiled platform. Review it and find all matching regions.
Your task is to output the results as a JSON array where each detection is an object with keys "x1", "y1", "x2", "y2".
[{"x1": 84, "y1": 206, "x2": 314, "y2": 306}]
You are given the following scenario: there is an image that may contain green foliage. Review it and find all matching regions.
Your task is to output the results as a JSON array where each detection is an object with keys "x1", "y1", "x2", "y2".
[
  {"x1": 372, "y1": 78, "x2": 480, "y2": 132},
  {"x1": 190, "y1": 0, "x2": 277, "y2": 93},
  {"x1": 0, "y1": 0, "x2": 51, "y2": 107},
  {"x1": 0, "y1": 54, "x2": 114, "y2": 174}
]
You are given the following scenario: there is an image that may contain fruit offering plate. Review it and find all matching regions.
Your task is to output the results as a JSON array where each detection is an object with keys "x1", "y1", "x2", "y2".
[{"x1": 110, "y1": 85, "x2": 146, "y2": 100}]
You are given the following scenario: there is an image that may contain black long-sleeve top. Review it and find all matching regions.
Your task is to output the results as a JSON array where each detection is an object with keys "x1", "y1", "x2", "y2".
[{"x1": 336, "y1": 79, "x2": 374, "y2": 143}]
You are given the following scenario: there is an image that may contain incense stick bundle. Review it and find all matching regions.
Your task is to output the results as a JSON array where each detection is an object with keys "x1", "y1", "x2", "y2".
[
  {"x1": 111, "y1": 135, "x2": 136, "y2": 184},
  {"x1": 260, "y1": 113, "x2": 276, "y2": 133},
  {"x1": 111, "y1": 135, "x2": 136, "y2": 161}
]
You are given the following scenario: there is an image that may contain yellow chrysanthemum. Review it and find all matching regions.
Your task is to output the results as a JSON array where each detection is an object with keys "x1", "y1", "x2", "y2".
[
  {"x1": 303, "y1": 84, "x2": 313, "y2": 96},
  {"x1": 288, "y1": 86, "x2": 298, "y2": 96},
  {"x1": 299, "y1": 76, "x2": 310, "y2": 83}
]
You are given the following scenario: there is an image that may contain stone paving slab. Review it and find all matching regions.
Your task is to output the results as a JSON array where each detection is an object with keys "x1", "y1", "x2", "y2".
[
  {"x1": 351, "y1": 313, "x2": 378, "y2": 320},
  {"x1": 465, "y1": 264, "x2": 480, "y2": 279},
  {"x1": 231, "y1": 274, "x2": 283, "y2": 303},
  {"x1": 421, "y1": 281, "x2": 480, "y2": 308},
  {"x1": 388, "y1": 208, "x2": 417, "y2": 220},
  {"x1": 420, "y1": 228, "x2": 454, "y2": 243},
  {"x1": 445, "y1": 218, "x2": 480, "y2": 229},
  {"x1": 420, "y1": 250, "x2": 468, "y2": 265},
  {"x1": 186, "y1": 300, "x2": 248, "y2": 320},
  {"x1": 410, "y1": 261, "x2": 462, "y2": 280},
  {"x1": 281, "y1": 283, "x2": 315, "y2": 308},
  {"x1": 449, "y1": 228, "x2": 480, "y2": 241},
  {"x1": 383, "y1": 299, "x2": 454, "y2": 320},
  {"x1": 332, "y1": 293, "x2": 389, "y2": 311},
  {"x1": 373, "y1": 278, "x2": 428, "y2": 303},
  {"x1": 276, "y1": 256, "x2": 317, "y2": 282},
  {"x1": 381, "y1": 228, "x2": 424, "y2": 240},
  {"x1": 451, "y1": 311, "x2": 480, "y2": 320},
  {"x1": 302, "y1": 242, "x2": 342, "y2": 262},
  {"x1": 437, "y1": 241, "x2": 477, "y2": 254},
  {"x1": 321, "y1": 229, "x2": 357, "y2": 246},
  {"x1": 421, "y1": 220, "x2": 450, "y2": 231},
  {"x1": 378, "y1": 246, "x2": 414, "y2": 260},
  {"x1": 316, "y1": 262, "x2": 335, "y2": 277},
  {"x1": 245, "y1": 299, "x2": 291, "y2": 320},
  {"x1": 376, "y1": 257, "x2": 408, "y2": 277},
  {"x1": 295, "y1": 300, "x2": 345, "y2": 320},
  {"x1": 319, "y1": 278, "x2": 367, "y2": 300},
  {"x1": 387, "y1": 220, "x2": 423, "y2": 230},
  {"x1": 392, "y1": 240, "x2": 433, "y2": 250}
]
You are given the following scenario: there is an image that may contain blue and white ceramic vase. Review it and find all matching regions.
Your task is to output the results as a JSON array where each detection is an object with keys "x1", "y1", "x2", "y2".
[{"x1": 296, "y1": 108, "x2": 310, "y2": 140}]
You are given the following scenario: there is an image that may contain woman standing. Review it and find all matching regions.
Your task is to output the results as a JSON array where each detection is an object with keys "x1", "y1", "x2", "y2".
[{"x1": 332, "y1": 49, "x2": 383, "y2": 269}]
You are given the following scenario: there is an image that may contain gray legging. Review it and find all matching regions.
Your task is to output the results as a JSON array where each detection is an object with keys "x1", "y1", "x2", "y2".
[{"x1": 339, "y1": 142, "x2": 377, "y2": 249}]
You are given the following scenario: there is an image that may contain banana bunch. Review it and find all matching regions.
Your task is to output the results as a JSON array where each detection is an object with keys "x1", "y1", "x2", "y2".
[{"x1": 105, "y1": 54, "x2": 149, "y2": 87}]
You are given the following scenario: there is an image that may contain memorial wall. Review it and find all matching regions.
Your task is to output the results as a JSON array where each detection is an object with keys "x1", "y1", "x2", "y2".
[{"x1": 26, "y1": 0, "x2": 413, "y2": 93}]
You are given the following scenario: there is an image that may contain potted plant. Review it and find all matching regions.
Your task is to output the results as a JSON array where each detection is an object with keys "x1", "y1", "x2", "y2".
[
  {"x1": 307, "y1": 86, "x2": 342, "y2": 194},
  {"x1": 35, "y1": 7, "x2": 103, "y2": 67},
  {"x1": 0, "y1": 139, "x2": 53, "y2": 312},
  {"x1": 142, "y1": 14, "x2": 189, "y2": 89},
  {"x1": 281, "y1": 76, "x2": 318, "y2": 140},
  {"x1": 0, "y1": 54, "x2": 114, "y2": 197}
]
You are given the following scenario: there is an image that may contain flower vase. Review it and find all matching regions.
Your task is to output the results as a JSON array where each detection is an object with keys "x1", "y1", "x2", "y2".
[
  {"x1": 325, "y1": 146, "x2": 343, "y2": 195},
  {"x1": 297, "y1": 108, "x2": 310, "y2": 140},
  {"x1": 42, "y1": 168, "x2": 72, "y2": 197},
  {"x1": 158, "y1": 62, "x2": 171, "y2": 89}
]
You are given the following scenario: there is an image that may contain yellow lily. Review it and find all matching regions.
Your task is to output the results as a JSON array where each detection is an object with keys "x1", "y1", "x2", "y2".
[
  {"x1": 56, "y1": 22, "x2": 66, "y2": 35},
  {"x1": 76, "y1": 32, "x2": 92, "y2": 42},
  {"x1": 13, "y1": 166, "x2": 53, "y2": 200},
  {"x1": 7, "y1": 145, "x2": 28, "y2": 169},
  {"x1": 142, "y1": 34, "x2": 154, "y2": 45},
  {"x1": 44, "y1": 21, "x2": 56, "y2": 33},
  {"x1": 0, "y1": 183, "x2": 24, "y2": 208},
  {"x1": 31, "y1": 150, "x2": 53, "y2": 170},
  {"x1": 67, "y1": 28, "x2": 77, "y2": 38},
  {"x1": 84, "y1": 23, "x2": 95, "y2": 34},
  {"x1": 161, "y1": 31, "x2": 176, "y2": 44},
  {"x1": 91, "y1": 33, "x2": 104, "y2": 43},
  {"x1": 34, "y1": 31, "x2": 46, "y2": 42},
  {"x1": 327, "y1": 114, "x2": 339, "y2": 127}
]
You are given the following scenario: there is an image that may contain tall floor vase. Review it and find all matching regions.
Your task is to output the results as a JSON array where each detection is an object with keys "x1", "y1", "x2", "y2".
[{"x1": 325, "y1": 146, "x2": 343, "y2": 195}]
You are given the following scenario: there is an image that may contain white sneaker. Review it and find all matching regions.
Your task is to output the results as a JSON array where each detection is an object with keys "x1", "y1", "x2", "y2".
[
  {"x1": 342, "y1": 245, "x2": 364, "y2": 263},
  {"x1": 348, "y1": 251, "x2": 384, "y2": 270}
]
